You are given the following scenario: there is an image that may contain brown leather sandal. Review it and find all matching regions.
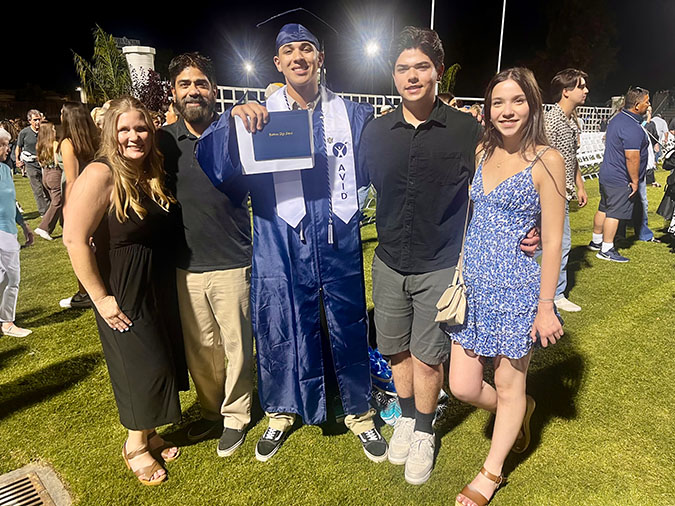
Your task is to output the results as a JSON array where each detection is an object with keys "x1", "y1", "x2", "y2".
[
  {"x1": 455, "y1": 467, "x2": 505, "y2": 506},
  {"x1": 122, "y1": 442, "x2": 166, "y2": 486},
  {"x1": 147, "y1": 430, "x2": 181, "y2": 462},
  {"x1": 512, "y1": 395, "x2": 536, "y2": 453}
]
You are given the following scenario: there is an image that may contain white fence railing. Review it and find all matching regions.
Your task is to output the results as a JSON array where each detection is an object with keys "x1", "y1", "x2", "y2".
[{"x1": 216, "y1": 86, "x2": 616, "y2": 175}]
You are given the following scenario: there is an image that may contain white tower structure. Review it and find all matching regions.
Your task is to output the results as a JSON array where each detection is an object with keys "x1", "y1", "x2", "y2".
[{"x1": 122, "y1": 46, "x2": 156, "y2": 77}]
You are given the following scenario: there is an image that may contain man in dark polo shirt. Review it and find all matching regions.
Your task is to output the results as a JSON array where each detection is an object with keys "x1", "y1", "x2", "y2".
[
  {"x1": 360, "y1": 27, "x2": 538, "y2": 485},
  {"x1": 589, "y1": 87, "x2": 650, "y2": 263},
  {"x1": 157, "y1": 53, "x2": 253, "y2": 457},
  {"x1": 15, "y1": 109, "x2": 50, "y2": 216}
]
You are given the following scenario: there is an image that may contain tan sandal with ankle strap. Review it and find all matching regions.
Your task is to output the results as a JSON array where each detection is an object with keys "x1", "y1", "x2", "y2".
[
  {"x1": 455, "y1": 467, "x2": 505, "y2": 506},
  {"x1": 122, "y1": 442, "x2": 166, "y2": 486},
  {"x1": 512, "y1": 395, "x2": 536, "y2": 453},
  {"x1": 147, "y1": 430, "x2": 181, "y2": 462}
]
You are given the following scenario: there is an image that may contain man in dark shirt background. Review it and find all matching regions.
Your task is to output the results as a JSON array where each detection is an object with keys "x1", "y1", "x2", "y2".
[
  {"x1": 158, "y1": 53, "x2": 254, "y2": 457},
  {"x1": 589, "y1": 87, "x2": 650, "y2": 263},
  {"x1": 16, "y1": 109, "x2": 50, "y2": 216}
]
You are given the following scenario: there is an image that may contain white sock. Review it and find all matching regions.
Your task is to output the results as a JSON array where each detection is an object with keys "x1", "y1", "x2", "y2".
[
  {"x1": 601, "y1": 242, "x2": 613, "y2": 253},
  {"x1": 592, "y1": 233, "x2": 603, "y2": 244}
]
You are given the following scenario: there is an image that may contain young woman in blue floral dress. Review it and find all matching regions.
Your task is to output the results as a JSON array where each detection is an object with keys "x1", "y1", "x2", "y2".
[{"x1": 448, "y1": 68, "x2": 566, "y2": 506}]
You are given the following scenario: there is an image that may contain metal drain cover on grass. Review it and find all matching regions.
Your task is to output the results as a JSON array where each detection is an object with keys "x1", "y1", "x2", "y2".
[{"x1": 0, "y1": 464, "x2": 71, "y2": 506}]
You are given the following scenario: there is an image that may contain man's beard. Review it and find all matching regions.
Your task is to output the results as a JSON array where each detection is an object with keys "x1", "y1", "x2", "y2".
[{"x1": 175, "y1": 96, "x2": 215, "y2": 124}]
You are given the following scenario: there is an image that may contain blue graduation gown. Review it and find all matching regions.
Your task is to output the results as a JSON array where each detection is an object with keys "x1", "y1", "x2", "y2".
[{"x1": 196, "y1": 98, "x2": 373, "y2": 425}]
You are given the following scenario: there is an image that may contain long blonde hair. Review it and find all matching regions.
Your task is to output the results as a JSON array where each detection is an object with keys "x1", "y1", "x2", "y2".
[
  {"x1": 37, "y1": 122, "x2": 56, "y2": 167},
  {"x1": 98, "y1": 96, "x2": 174, "y2": 222}
]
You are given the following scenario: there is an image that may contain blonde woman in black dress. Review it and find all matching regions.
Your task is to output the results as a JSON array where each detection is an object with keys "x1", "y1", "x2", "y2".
[{"x1": 64, "y1": 96, "x2": 188, "y2": 486}]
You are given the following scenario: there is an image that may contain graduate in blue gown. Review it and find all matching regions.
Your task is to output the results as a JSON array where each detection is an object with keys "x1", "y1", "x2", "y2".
[{"x1": 196, "y1": 23, "x2": 388, "y2": 463}]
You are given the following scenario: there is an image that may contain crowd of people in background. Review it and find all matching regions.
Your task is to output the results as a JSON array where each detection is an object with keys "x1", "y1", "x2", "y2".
[{"x1": 0, "y1": 21, "x2": 674, "y2": 505}]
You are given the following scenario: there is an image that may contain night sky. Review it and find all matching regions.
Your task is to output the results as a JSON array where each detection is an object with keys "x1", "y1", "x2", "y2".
[{"x1": 8, "y1": 0, "x2": 675, "y2": 105}]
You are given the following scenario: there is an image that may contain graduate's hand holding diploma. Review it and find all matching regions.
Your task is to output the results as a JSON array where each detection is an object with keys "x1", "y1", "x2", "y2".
[{"x1": 231, "y1": 103, "x2": 270, "y2": 133}]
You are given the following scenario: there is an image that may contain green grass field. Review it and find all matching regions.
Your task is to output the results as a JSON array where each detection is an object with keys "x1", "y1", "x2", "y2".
[{"x1": 1, "y1": 173, "x2": 674, "y2": 505}]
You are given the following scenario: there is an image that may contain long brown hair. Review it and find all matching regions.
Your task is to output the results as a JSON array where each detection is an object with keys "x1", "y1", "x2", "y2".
[
  {"x1": 58, "y1": 102, "x2": 100, "y2": 168},
  {"x1": 36, "y1": 122, "x2": 56, "y2": 167},
  {"x1": 98, "y1": 96, "x2": 174, "y2": 222},
  {"x1": 481, "y1": 67, "x2": 549, "y2": 161}
]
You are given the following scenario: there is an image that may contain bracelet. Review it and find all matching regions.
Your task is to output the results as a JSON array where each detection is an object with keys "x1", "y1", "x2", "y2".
[{"x1": 538, "y1": 297, "x2": 554, "y2": 303}]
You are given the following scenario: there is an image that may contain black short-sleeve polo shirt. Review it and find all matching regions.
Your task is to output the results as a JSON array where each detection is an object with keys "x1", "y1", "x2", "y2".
[
  {"x1": 158, "y1": 118, "x2": 252, "y2": 272},
  {"x1": 359, "y1": 99, "x2": 482, "y2": 274}
]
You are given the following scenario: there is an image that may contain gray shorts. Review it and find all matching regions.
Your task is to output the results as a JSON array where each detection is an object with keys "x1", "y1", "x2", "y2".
[
  {"x1": 598, "y1": 183, "x2": 636, "y2": 220},
  {"x1": 372, "y1": 253, "x2": 454, "y2": 365}
]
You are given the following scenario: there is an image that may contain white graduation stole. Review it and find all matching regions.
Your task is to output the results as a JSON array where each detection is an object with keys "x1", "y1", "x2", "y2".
[{"x1": 265, "y1": 86, "x2": 358, "y2": 235}]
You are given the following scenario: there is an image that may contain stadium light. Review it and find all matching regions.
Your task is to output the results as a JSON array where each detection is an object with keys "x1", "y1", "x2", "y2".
[{"x1": 365, "y1": 41, "x2": 380, "y2": 57}]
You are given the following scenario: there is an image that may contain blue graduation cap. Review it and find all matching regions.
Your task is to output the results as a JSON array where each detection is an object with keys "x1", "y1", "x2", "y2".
[{"x1": 275, "y1": 23, "x2": 321, "y2": 53}]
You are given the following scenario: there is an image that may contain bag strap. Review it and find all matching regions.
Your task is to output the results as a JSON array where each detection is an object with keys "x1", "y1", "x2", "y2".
[{"x1": 454, "y1": 197, "x2": 472, "y2": 283}]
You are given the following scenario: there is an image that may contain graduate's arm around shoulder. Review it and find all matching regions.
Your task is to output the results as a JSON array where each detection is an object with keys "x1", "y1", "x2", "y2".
[
  {"x1": 531, "y1": 147, "x2": 566, "y2": 347},
  {"x1": 63, "y1": 162, "x2": 132, "y2": 332}
]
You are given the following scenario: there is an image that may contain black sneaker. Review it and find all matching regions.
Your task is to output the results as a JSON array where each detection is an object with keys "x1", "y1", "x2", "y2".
[
  {"x1": 357, "y1": 427, "x2": 388, "y2": 463},
  {"x1": 255, "y1": 427, "x2": 287, "y2": 462},
  {"x1": 217, "y1": 427, "x2": 246, "y2": 457},
  {"x1": 70, "y1": 292, "x2": 92, "y2": 309},
  {"x1": 187, "y1": 418, "x2": 222, "y2": 442},
  {"x1": 587, "y1": 240, "x2": 601, "y2": 251}
]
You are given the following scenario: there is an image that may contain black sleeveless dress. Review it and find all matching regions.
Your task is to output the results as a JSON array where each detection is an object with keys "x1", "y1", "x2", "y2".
[{"x1": 93, "y1": 188, "x2": 188, "y2": 430}]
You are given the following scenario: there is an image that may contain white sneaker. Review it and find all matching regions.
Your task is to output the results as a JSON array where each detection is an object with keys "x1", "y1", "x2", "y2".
[
  {"x1": 34, "y1": 228, "x2": 53, "y2": 241},
  {"x1": 388, "y1": 416, "x2": 415, "y2": 465},
  {"x1": 59, "y1": 297, "x2": 73, "y2": 309},
  {"x1": 554, "y1": 296, "x2": 581, "y2": 312},
  {"x1": 404, "y1": 431, "x2": 435, "y2": 485}
]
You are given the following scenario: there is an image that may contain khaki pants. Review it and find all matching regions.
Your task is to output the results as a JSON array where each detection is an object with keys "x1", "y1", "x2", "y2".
[
  {"x1": 266, "y1": 408, "x2": 376, "y2": 435},
  {"x1": 177, "y1": 266, "x2": 253, "y2": 430}
]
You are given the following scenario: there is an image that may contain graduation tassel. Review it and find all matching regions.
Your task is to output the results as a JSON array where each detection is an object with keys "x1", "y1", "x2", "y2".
[{"x1": 328, "y1": 219, "x2": 334, "y2": 245}]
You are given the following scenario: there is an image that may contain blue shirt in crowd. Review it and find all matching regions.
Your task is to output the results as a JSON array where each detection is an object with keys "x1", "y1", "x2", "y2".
[
  {"x1": 598, "y1": 109, "x2": 648, "y2": 187},
  {"x1": 0, "y1": 162, "x2": 24, "y2": 235}
]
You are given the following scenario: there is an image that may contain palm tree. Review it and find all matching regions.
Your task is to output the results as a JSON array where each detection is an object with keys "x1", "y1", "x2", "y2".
[
  {"x1": 440, "y1": 64, "x2": 461, "y2": 96},
  {"x1": 73, "y1": 25, "x2": 132, "y2": 105}
]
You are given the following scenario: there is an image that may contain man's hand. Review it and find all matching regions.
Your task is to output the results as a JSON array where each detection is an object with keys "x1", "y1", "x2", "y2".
[
  {"x1": 577, "y1": 186, "x2": 588, "y2": 207},
  {"x1": 231, "y1": 103, "x2": 269, "y2": 133},
  {"x1": 16, "y1": 160, "x2": 24, "y2": 168},
  {"x1": 22, "y1": 225, "x2": 33, "y2": 247},
  {"x1": 520, "y1": 227, "x2": 540, "y2": 257},
  {"x1": 629, "y1": 181, "x2": 638, "y2": 197}
]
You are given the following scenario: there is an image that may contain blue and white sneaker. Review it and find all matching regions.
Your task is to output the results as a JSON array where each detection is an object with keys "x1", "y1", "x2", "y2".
[{"x1": 596, "y1": 248, "x2": 629, "y2": 263}]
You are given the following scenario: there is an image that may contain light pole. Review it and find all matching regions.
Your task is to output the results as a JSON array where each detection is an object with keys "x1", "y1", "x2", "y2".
[{"x1": 497, "y1": 0, "x2": 507, "y2": 73}]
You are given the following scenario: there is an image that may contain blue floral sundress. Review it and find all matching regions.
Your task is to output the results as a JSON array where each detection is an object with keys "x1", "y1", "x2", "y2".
[{"x1": 448, "y1": 152, "x2": 545, "y2": 359}]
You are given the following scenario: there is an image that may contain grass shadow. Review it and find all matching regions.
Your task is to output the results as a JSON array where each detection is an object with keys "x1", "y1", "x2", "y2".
[
  {"x1": 22, "y1": 211, "x2": 40, "y2": 220},
  {"x1": 504, "y1": 336, "x2": 585, "y2": 473},
  {"x1": 17, "y1": 308, "x2": 93, "y2": 328},
  {"x1": 565, "y1": 245, "x2": 596, "y2": 294},
  {"x1": 0, "y1": 352, "x2": 103, "y2": 422},
  {"x1": 0, "y1": 345, "x2": 29, "y2": 368}
]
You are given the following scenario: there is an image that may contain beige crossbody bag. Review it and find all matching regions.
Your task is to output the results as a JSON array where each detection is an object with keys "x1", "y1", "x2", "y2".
[{"x1": 435, "y1": 199, "x2": 471, "y2": 325}]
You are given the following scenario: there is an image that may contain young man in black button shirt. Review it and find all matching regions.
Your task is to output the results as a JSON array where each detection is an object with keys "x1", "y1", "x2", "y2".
[
  {"x1": 359, "y1": 27, "x2": 538, "y2": 485},
  {"x1": 157, "y1": 53, "x2": 254, "y2": 457}
]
